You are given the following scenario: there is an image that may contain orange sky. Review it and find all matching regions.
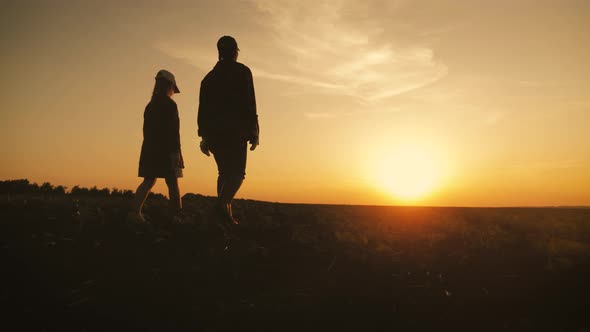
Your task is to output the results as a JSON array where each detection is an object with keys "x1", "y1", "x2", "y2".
[{"x1": 1, "y1": 0, "x2": 589, "y2": 206}]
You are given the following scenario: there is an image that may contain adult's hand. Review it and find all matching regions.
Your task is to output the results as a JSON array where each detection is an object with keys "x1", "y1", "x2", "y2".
[
  {"x1": 200, "y1": 139, "x2": 210, "y2": 156},
  {"x1": 249, "y1": 137, "x2": 259, "y2": 151}
]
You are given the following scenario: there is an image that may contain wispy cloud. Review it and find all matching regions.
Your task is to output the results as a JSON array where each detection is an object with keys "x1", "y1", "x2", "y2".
[{"x1": 251, "y1": 0, "x2": 448, "y2": 103}]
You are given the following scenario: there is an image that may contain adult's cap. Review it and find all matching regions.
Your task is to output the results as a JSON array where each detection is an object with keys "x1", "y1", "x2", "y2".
[
  {"x1": 217, "y1": 35, "x2": 239, "y2": 52},
  {"x1": 155, "y1": 69, "x2": 180, "y2": 93}
]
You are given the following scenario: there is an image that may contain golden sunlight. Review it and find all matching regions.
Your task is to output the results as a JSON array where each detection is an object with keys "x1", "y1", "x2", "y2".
[{"x1": 376, "y1": 144, "x2": 444, "y2": 202}]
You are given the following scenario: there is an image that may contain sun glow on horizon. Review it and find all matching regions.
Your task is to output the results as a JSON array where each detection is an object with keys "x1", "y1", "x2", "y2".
[{"x1": 372, "y1": 143, "x2": 448, "y2": 203}]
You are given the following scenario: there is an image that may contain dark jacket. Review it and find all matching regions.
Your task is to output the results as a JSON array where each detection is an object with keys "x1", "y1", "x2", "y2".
[
  {"x1": 138, "y1": 95, "x2": 183, "y2": 178},
  {"x1": 197, "y1": 60, "x2": 259, "y2": 142}
]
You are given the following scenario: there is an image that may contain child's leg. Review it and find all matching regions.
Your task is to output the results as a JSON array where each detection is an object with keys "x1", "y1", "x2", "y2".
[
  {"x1": 165, "y1": 177, "x2": 182, "y2": 214},
  {"x1": 133, "y1": 177, "x2": 157, "y2": 217}
]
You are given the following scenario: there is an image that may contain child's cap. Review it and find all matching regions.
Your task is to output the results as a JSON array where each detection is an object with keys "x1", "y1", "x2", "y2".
[{"x1": 155, "y1": 69, "x2": 180, "y2": 93}]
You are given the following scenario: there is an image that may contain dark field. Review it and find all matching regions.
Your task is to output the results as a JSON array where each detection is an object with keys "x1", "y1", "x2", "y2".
[{"x1": 1, "y1": 192, "x2": 590, "y2": 331}]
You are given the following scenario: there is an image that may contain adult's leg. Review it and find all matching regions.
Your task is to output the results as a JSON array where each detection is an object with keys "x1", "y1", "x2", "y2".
[
  {"x1": 133, "y1": 177, "x2": 157, "y2": 219},
  {"x1": 220, "y1": 140, "x2": 247, "y2": 204},
  {"x1": 221, "y1": 174, "x2": 243, "y2": 223},
  {"x1": 165, "y1": 176, "x2": 182, "y2": 214},
  {"x1": 211, "y1": 141, "x2": 229, "y2": 201},
  {"x1": 217, "y1": 175, "x2": 224, "y2": 198},
  {"x1": 212, "y1": 140, "x2": 247, "y2": 203},
  {"x1": 216, "y1": 141, "x2": 247, "y2": 223},
  {"x1": 219, "y1": 175, "x2": 244, "y2": 205}
]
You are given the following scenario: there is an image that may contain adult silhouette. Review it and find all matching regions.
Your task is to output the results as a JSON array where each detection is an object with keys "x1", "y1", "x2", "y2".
[
  {"x1": 198, "y1": 36, "x2": 259, "y2": 226},
  {"x1": 131, "y1": 70, "x2": 184, "y2": 223}
]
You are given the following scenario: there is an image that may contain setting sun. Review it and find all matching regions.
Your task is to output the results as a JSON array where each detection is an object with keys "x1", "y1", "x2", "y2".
[{"x1": 375, "y1": 144, "x2": 446, "y2": 202}]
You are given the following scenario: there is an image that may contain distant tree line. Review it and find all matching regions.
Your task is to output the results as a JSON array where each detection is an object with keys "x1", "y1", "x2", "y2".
[{"x1": 0, "y1": 179, "x2": 167, "y2": 199}]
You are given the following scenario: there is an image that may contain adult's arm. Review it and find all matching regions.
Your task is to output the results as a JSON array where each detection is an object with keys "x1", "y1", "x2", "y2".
[
  {"x1": 197, "y1": 79, "x2": 211, "y2": 139},
  {"x1": 245, "y1": 67, "x2": 259, "y2": 142}
]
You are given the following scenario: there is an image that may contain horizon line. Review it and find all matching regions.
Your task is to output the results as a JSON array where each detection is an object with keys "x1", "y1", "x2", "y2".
[{"x1": 2, "y1": 178, "x2": 589, "y2": 210}]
